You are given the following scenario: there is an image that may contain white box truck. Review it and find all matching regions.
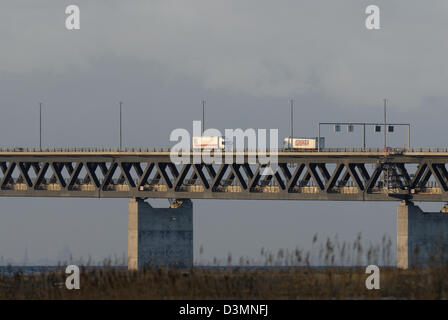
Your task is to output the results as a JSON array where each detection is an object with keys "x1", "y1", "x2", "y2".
[
  {"x1": 283, "y1": 137, "x2": 325, "y2": 150},
  {"x1": 192, "y1": 136, "x2": 225, "y2": 149}
]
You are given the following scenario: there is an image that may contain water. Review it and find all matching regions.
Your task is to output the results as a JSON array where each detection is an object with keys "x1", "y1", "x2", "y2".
[
  {"x1": 0, "y1": 266, "x2": 126, "y2": 276},
  {"x1": 0, "y1": 265, "x2": 363, "y2": 276}
]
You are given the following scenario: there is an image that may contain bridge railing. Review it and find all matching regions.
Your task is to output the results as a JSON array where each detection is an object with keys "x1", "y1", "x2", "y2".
[{"x1": 1, "y1": 147, "x2": 448, "y2": 153}]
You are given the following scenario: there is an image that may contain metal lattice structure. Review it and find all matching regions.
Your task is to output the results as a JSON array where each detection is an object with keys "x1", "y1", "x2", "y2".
[{"x1": 1, "y1": 148, "x2": 448, "y2": 201}]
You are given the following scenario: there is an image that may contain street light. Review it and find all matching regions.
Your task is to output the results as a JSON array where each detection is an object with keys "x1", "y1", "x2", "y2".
[
  {"x1": 202, "y1": 100, "x2": 206, "y2": 133},
  {"x1": 39, "y1": 102, "x2": 42, "y2": 150},
  {"x1": 119, "y1": 102, "x2": 123, "y2": 150}
]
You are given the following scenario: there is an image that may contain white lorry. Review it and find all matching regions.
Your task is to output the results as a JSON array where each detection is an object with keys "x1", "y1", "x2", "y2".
[
  {"x1": 192, "y1": 136, "x2": 225, "y2": 149},
  {"x1": 283, "y1": 137, "x2": 325, "y2": 150}
]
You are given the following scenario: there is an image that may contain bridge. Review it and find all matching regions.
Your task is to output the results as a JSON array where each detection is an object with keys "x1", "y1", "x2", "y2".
[
  {"x1": 2, "y1": 147, "x2": 448, "y2": 269},
  {"x1": 2, "y1": 147, "x2": 448, "y2": 202}
]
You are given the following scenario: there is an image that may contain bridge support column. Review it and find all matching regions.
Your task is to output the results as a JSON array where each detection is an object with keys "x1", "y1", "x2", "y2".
[
  {"x1": 397, "y1": 201, "x2": 448, "y2": 269},
  {"x1": 128, "y1": 198, "x2": 193, "y2": 270}
]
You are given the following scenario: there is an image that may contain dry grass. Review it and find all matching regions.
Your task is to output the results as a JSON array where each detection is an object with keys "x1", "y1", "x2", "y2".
[
  {"x1": 1, "y1": 234, "x2": 447, "y2": 300},
  {"x1": 1, "y1": 266, "x2": 448, "y2": 299}
]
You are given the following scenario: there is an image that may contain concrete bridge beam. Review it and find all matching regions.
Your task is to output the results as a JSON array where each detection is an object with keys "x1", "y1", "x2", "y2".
[{"x1": 128, "y1": 198, "x2": 193, "y2": 270}]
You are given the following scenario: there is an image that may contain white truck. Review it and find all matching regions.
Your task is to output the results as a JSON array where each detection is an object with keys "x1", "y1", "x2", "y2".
[
  {"x1": 192, "y1": 136, "x2": 225, "y2": 149},
  {"x1": 283, "y1": 137, "x2": 325, "y2": 150}
]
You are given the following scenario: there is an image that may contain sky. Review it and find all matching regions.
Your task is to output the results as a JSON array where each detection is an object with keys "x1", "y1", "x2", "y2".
[{"x1": 0, "y1": 1, "x2": 447, "y2": 265}]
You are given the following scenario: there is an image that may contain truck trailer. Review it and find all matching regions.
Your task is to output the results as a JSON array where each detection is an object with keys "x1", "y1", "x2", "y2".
[
  {"x1": 283, "y1": 137, "x2": 325, "y2": 150},
  {"x1": 192, "y1": 136, "x2": 225, "y2": 149}
]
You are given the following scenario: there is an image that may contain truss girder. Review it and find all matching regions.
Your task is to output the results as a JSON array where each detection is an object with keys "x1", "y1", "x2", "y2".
[{"x1": 0, "y1": 155, "x2": 448, "y2": 201}]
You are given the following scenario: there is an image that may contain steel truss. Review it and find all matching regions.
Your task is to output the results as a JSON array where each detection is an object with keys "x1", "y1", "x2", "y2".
[{"x1": 1, "y1": 152, "x2": 448, "y2": 201}]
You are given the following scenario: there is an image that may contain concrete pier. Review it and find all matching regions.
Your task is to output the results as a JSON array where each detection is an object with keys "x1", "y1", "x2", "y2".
[
  {"x1": 397, "y1": 201, "x2": 448, "y2": 269},
  {"x1": 128, "y1": 198, "x2": 193, "y2": 270}
]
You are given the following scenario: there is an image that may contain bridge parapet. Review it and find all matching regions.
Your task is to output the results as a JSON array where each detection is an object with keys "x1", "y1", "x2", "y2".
[{"x1": 3, "y1": 147, "x2": 448, "y2": 154}]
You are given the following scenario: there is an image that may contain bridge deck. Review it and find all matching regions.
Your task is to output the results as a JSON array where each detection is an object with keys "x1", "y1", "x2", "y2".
[
  {"x1": 1, "y1": 147, "x2": 448, "y2": 157},
  {"x1": 1, "y1": 148, "x2": 448, "y2": 201}
]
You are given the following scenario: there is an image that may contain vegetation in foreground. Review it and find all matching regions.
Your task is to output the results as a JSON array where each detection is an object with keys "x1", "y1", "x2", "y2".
[
  {"x1": 1, "y1": 234, "x2": 447, "y2": 299},
  {"x1": 1, "y1": 266, "x2": 448, "y2": 299}
]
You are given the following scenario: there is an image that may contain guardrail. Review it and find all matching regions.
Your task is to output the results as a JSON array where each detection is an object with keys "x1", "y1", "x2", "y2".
[{"x1": 1, "y1": 147, "x2": 448, "y2": 153}]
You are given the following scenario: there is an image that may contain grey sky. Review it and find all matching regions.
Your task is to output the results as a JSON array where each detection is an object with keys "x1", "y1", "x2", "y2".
[{"x1": 0, "y1": 1, "x2": 447, "y2": 265}]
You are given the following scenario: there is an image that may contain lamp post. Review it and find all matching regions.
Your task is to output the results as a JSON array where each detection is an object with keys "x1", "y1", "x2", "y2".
[
  {"x1": 384, "y1": 99, "x2": 387, "y2": 148},
  {"x1": 202, "y1": 100, "x2": 206, "y2": 134},
  {"x1": 318, "y1": 123, "x2": 321, "y2": 151},
  {"x1": 119, "y1": 102, "x2": 122, "y2": 150},
  {"x1": 408, "y1": 124, "x2": 411, "y2": 150},
  {"x1": 363, "y1": 123, "x2": 366, "y2": 150},
  {"x1": 39, "y1": 102, "x2": 42, "y2": 150},
  {"x1": 290, "y1": 99, "x2": 294, "y2": 147},
  {"x1": 290, "y1": 99, "x2": 293, "y2": 139}
]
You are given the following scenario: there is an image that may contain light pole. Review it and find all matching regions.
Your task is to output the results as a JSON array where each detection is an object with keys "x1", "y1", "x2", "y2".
[
  {"x1": 39, "y1": 102, "x2": 42, "y2": 150},
  {"x1": 202, "y1": 100, "x2": 205, "y2": 133},
  {"x1": 363, "y1": 123, "x2": 366, "y2": 150},
  {"x1": 119, "y1": 102, "x2": 122, "y2": 150},
  {"x1": 318, "y1": 123, "x2": 321, "y2": 151},
  {"x1": 384, "y1": 99, "x2": 387, "y2": 148},
  {"x1": 408, "y1": 124, "x2": 411, "y2": 150},
  {"x1": 290, "y1": 99, "x2": 294, "y2": 139}
]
